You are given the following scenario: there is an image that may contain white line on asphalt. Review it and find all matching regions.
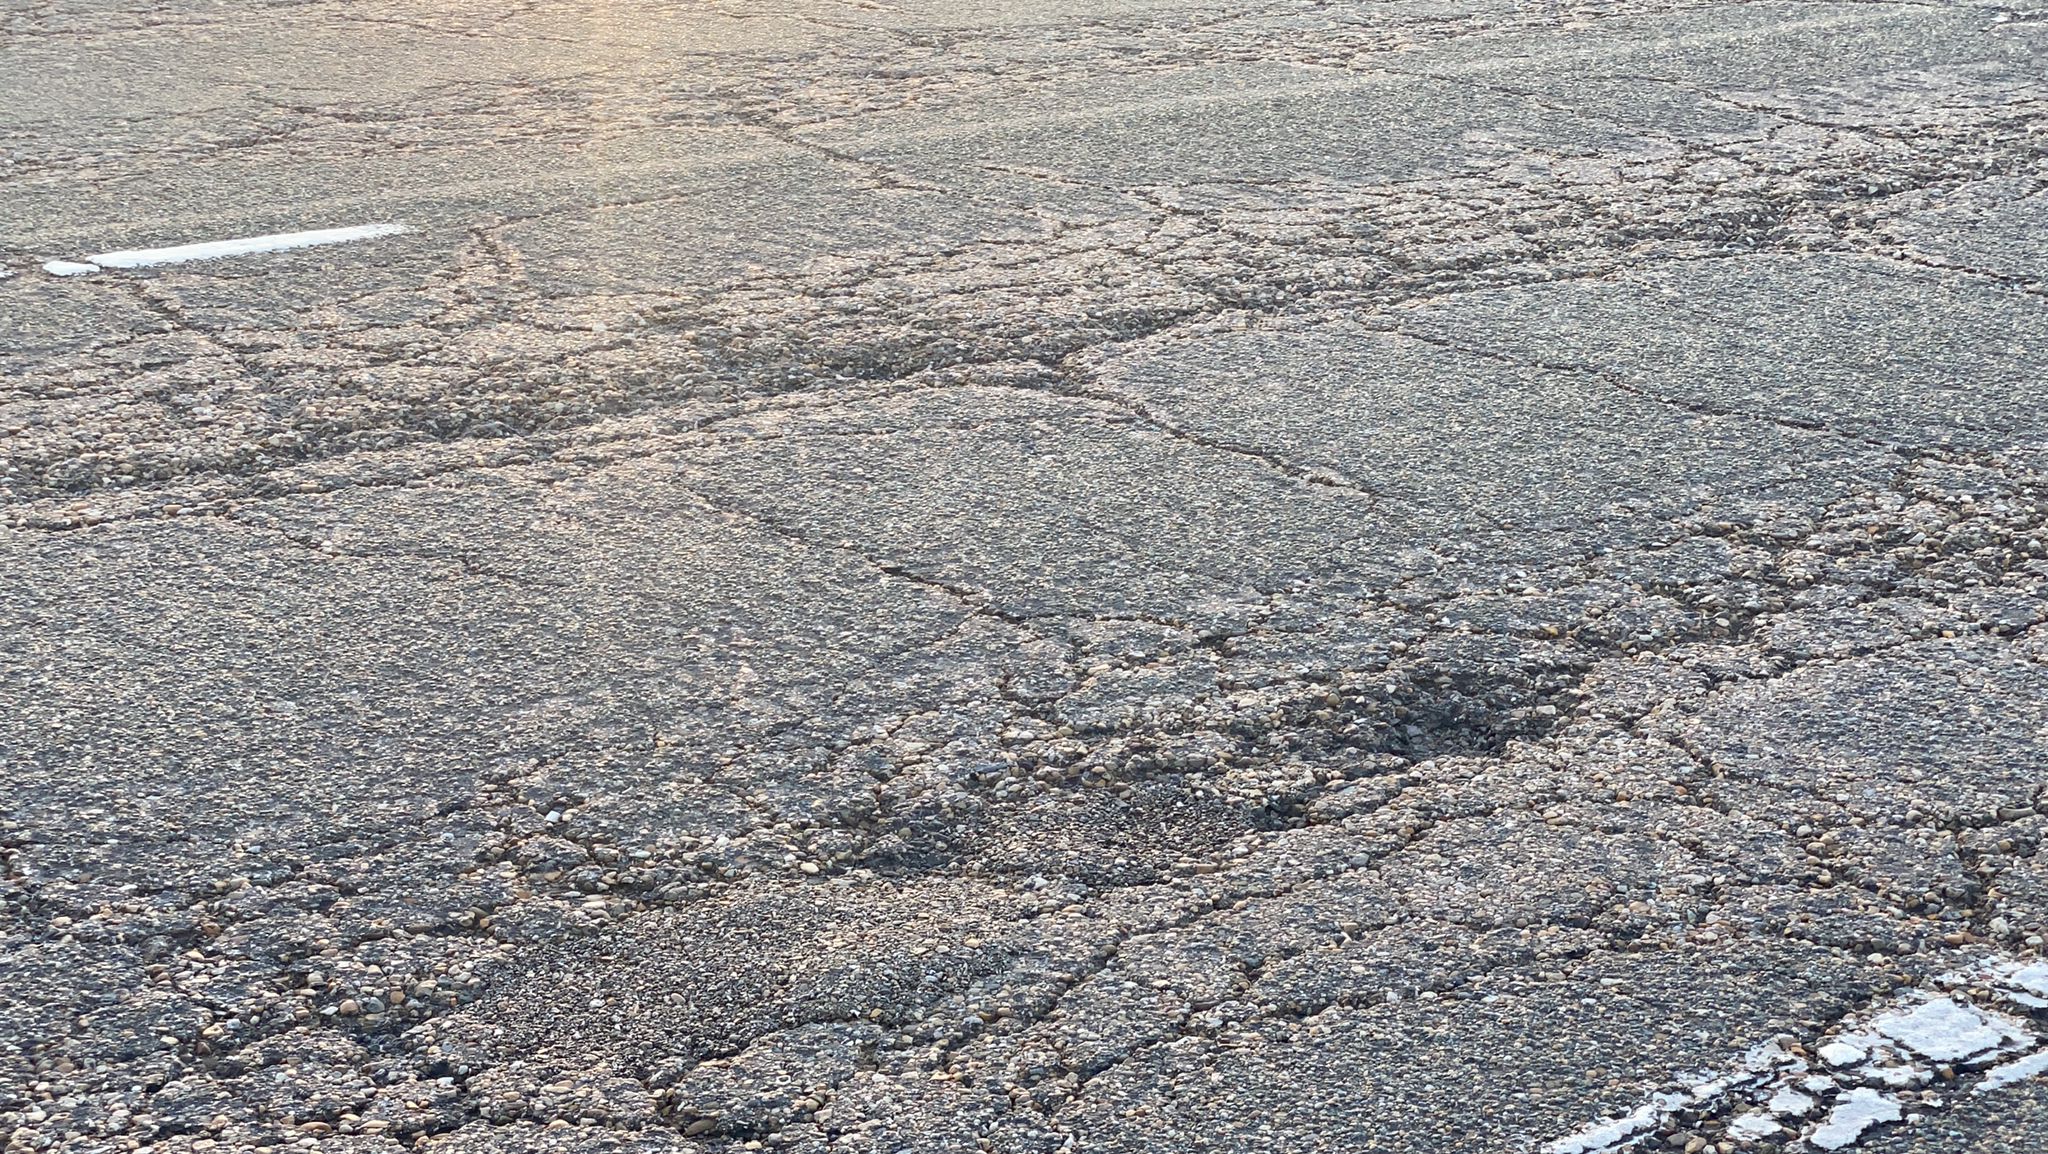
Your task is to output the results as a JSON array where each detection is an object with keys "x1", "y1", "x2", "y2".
[
  {"x1": 42, "y1": 260, "x2": 101, "y2": 277},
  {"x1": 1542, "y1": 953, "x2": 2047, "y2": 1153},
  {"x1": 1979, "y1": 1049, "x2": 2048, "y2": 1094},
  {"x1": 84, "y1": 222, "x2": 410, "y2": 269}
]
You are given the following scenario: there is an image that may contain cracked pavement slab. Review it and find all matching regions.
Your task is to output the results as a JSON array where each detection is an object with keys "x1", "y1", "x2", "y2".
[{"x1": 5, "y1": 0, "x2": 2048, "y2": 1151}]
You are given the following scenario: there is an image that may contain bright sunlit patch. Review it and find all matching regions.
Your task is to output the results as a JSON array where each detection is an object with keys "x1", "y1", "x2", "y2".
[{"x1": 85, "y1": 222, "x2": 410, "y2": 269}]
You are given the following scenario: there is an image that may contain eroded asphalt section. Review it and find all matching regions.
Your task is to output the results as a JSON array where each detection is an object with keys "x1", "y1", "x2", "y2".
[{"x1": 5, "y1": 1, "x2": 2048, "y2": 1152}]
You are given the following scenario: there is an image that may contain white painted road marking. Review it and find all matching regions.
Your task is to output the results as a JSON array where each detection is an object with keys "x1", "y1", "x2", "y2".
[
  {"x1": 1808, "y1": 1087, "x2": 1903, "y2": 1151},
  {"x1": 42, "y1": 260, "x2": 101, "y2": 277},
  {"x1": 1543, "y1": 953, "x2": 2048, "y2": 1153},
  {"x1": 1978, "y1": 1049, "x2": 2048, "y2": 1095},
  {"x1": 85, "y1": 222, "x2": 409, "y2": 269}
]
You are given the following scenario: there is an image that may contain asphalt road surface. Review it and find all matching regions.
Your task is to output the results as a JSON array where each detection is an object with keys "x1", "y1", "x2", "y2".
[{"x1": 6, "y1": 1, "x2": 2048, "y2": 1152}]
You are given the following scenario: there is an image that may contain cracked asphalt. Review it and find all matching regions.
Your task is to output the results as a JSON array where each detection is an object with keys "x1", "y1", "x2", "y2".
[{"x1": 5, "y1": 0, "x2": 2048, "y2": 1151}]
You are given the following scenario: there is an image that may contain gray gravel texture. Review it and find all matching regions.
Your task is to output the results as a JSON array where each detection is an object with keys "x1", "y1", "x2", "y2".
[{"x1": 4, "y1": 1, "x2": 2048, "y2": 1152}]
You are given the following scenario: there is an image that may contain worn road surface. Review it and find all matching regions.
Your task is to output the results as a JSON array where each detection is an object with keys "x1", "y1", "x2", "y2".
[{"x1": 7, "y1": 1, "x2": 2048, "y2": 1152}]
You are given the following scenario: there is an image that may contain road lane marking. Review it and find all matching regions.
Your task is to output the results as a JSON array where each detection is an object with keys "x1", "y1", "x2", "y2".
[
  {"x1": 1543, "y1": 953, "x2": 2047, "y2": 1153},
  {"x1": 85, "y1": 222, "x2": 409, "y2": 269},
  {"x1": 42, "y1": 260, "x2": 100, "y2": 277}
]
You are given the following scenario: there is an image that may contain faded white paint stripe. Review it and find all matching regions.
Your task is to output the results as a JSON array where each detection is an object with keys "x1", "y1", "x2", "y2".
[
  {"x1": 1541, "y1": 954, "x2": 2047, "y2": 1154},
  {"x1": 1976, "y1": 1049, "x2": 2048, "y2": 1095},
  {"x1": 86, "y1": 222, "x2": 409, "y2": 269},
  {"x1": 43, "y1": 260, "x2": 100, "y2": 277}
]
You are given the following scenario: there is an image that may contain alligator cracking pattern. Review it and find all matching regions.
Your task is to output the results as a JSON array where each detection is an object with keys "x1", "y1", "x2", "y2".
[{"x1": 4, "y1": 1, "x2": 2048, "y2": 1152}]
